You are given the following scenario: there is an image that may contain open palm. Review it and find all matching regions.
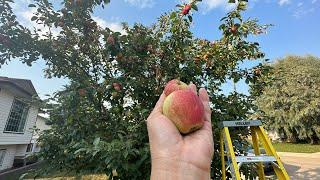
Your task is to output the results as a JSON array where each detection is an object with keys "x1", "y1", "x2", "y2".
[{"x1": 147, "y1": 84, "x2": 213, "y2": 179}]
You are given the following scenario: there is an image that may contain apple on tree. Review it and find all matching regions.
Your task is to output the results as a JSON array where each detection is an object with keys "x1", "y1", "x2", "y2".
[
  {"x1": 181, "y1": 4, "x2": 192, "y2": 15},
  {"x1": 113, "y1": 82, "x2": 122, "y2": 91},
  {"x1": 78, "y1": 88, "x2": 86, "y2": 96},
  {"x1": 230, "y1": 25, "x2": 238, "y2": 34},
  {"x1": 107, "y1": 35, "x2": 115, "y2": 45}
]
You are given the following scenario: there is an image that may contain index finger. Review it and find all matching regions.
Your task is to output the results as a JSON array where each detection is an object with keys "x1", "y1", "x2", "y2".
[
  {"x1": 199, "y1": 88, "x2": 211, "y2": 123},
  {"x1": 151, "y1": 92, "x2": 166, "y2": 114}
]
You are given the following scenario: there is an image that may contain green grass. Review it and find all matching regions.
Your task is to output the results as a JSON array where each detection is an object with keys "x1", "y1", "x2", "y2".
[
  {"x1": 273, "y1": 142, "x2": 320, "y2": 153},
  {"x1": 22, "y1": 161, "x2": 117, "y2": 179},
  {"x1": 24, "y1": 172, "x2": 108, "y2": 180}
]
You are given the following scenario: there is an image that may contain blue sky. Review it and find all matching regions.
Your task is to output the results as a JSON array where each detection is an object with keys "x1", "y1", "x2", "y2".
[{"x1": 0, "y1": 0, "x2": 319, "y2": 98}]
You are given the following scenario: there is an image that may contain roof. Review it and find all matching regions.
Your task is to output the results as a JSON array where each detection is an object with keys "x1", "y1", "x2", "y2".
[{"x1": 0, "y1": 76, "x2": 38, "y2": 96}]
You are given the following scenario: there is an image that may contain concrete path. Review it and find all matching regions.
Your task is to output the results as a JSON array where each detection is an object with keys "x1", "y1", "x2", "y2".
[{"x1": 278, "y1": 152, "x2": 320, "y2": 180}]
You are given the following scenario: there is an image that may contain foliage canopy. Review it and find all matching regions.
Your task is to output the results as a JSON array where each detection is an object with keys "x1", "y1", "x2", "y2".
[
  {"x1": 0, "y1": 0, "x2": 270, "y2": 179},
  {"x1": 255, "y1": 56, "x2": 320, "y2": 144}
]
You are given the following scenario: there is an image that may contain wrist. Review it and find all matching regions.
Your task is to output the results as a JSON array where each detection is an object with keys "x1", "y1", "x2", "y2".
[{"x1": 151, "y1": 157, "x2": 210, "y2": 180}]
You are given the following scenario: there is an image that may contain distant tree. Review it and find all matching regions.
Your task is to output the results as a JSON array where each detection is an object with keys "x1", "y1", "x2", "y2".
[
  {"x1": 1, "y1": 0, "x2": 271, "y2": 179},
  {"x1": 254, "y1": 56, "x2": 320, "y2": 144}
]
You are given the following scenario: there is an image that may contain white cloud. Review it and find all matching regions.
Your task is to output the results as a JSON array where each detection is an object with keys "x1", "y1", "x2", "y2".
[
  {"x1": 293, "y1": 7, "x2": 315, "y2": 18},
  {"x1": 181, "y1": 0, "x2": 260, "y2": 12},
  {"x1": 291, "y1": 0, "x2": 319, "y2": 18},
  {"x1": 197, "y1": 0, "x2": 240, "y2": 13},
  {"x1": 10, "y1": 1, "x2": 61, "y2": 38},
  {"x1": 198, "y1": 0, "x2": 254, "y2": 13},
  {"x1": 202, "y1": 0, "x2": 226, "y2": 10},
  {"x1": 124, "y1": 0, "x2": 155, "y2": 8},
  {"x1": 13, "y1": 3, "x2": 125, "y2": 36},
  {"x1": 279, "y1": 0, "x2": 291, "y2": 6},
  {"x1": 92, "y1": 16, "x2": 126, "y2": 34},
  {"x1": 19, "y1": 9, "x2": 60, "y2": 37}
]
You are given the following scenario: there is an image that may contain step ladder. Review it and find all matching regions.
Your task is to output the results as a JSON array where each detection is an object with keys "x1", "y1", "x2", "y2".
[{"x1": 220, "y1": 120, "x2": 290, "y2": 180}]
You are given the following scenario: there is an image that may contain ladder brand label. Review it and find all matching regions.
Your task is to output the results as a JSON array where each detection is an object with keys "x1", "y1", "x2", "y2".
[{"x1": 235, "y1": 121, "x2": 250, "y2": 126}]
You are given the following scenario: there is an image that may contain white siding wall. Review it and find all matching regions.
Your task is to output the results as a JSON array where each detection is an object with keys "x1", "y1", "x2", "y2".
[
  {"x1": 33, "y1": 116, "x2": 51, "y2": 139},
  {"x1": 0, "y1": 88, "x2": 12, "y2": 135},
  {"x1": 0, "y1": 88, "x2": 38, "y2": 145},
  {"x1": 0, "y1": 145, "x2": 16, "y2": 171},
  {"x1": 15, "y1": 144, "x2": 27, "y2": 156},
  {"x1": 31, "y1": 116, "x2": 51, "y2": 153},
  {"x1": 36, "y1": 116, "x2": 51, "y2": 132}
]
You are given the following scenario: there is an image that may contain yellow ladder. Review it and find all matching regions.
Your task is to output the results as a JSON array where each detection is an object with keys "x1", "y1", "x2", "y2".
[{"x1": 220, "y1": 120, "x2": 290, "y2": 180}]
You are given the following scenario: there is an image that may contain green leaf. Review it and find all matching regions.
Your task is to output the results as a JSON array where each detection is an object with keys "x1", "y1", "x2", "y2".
[
  {"x1": 124, "y1": 151, "x2": 128, "y2": 158},
  {"x1": 191, "y1": 4, "x2": 198, "y2": 11},
  {"x1": 28, "y1": 4, "x2": 36, "y2": 7},
  {"x1": 93, "y1": 137, "x2": 100, "y2": 146},
  {"x1": 170, "y1": 12, "x2": 176, "y2": 19},
  {"x1": 219, "y1": 24, "x2": 226, "y2": 30},
  {"x1": 228, "y1": 0, "x2": 236, "y2": 3},
  {"x1": 188, "y1": 15, "x2": 193, "y2": 22},
  {"x1": 220, "y1": 17, "x2": 227, "y2": 21},
  {"x1": 141, "y1": 109, "x2": 149, "y2": 114},
  {"x1": 92, "y1": 150, "x2": 99, "y2": 157},
  {"x1": 74, "y1": 148, "x2": 86, "y2": 154},
  {"x1": 105, "y1": 157, "x2": 112, "y2": 165},
  {"x1": 31, "y1": 16, "x2": 37, "y2": 21}
]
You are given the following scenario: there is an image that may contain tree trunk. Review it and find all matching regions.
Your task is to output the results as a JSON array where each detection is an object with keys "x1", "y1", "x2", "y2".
[
  {"x1": 286, "y1": 128, "x2": 298, "y2": 143},
  {"x1": 310, "y1": 130, "x2": 319, "y2": 145},
  {"x1": 287, "y1": 136, "x2": 297, "y2": 143}
]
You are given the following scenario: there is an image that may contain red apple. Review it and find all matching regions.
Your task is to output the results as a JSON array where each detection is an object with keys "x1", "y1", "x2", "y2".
[
  {"x1": 181, "y1": 4, "x2": 192, "y2": 15},
  {"x1": 163, "y1": 79, "x2": 189, "y2": 96},
  {"x1": 254, "y1": 68, "x2": 261, "y2": 76},
  {"x1": 230, "y1": 25, "x2": 237, "y2": 34},
  {"x1": 78, "y1": 88, "x2": 86, "y2": 96},
  {"x1": 185, "y1": 4, "x2": 191, "y2": 11},
  {"x1": 113, "y1": 82, "x2": 121, "y2": 91},
  {"x1": 163, "y1": 90, "x2": 205, "y2": 134},
  {"x1": 74, "y1": 0, "x2": 82, "y2": 6},
  {"x1": 107, "y1": 35, "x2": 115, "y2": 45}
]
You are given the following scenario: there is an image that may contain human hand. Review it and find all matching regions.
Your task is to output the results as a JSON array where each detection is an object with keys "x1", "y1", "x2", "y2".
[{"x1": 147, "y1": 84, "x2": 213, "y2": 180}]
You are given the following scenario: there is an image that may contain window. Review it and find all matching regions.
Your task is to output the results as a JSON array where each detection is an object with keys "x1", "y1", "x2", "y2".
[
  {"x1": 26, "y1": 143, "x2": 33, "y2": 152},
  {"x1": 0, "y1": 149, "x2": 6, "y2": 167},
  {"x1": 4, "y1": 99, "x2": 29, "y2": 133}
]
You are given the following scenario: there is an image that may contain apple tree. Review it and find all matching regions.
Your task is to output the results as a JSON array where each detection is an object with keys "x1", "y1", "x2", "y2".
[{"x1": 0, "y1": 0, "x2": 271, "y2": 179}]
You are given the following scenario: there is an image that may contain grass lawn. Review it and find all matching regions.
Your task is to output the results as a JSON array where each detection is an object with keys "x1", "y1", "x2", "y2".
[
  {"x1": 26, "y1": 174, "x2": 108, "y2": 180},
  {"x1": 24, "y1": 170, "x2": 109, "y2": 180},
  {"x1": 273, "y1": 142, "x2": 320, "y2": 153}
]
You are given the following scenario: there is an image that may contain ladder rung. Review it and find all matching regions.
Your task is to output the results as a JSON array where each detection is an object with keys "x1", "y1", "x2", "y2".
[
  {"x1": 235, "y1": 156, "x2": 276, "y2": 163},
  {"x1": 220, "y1": 120, "x2": 262, "y2": 127}
]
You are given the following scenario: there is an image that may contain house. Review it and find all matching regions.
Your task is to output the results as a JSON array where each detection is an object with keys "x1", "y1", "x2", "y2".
[
  {"x1": 0, "y1": 76, "x2": 39, "y2": 171},
  {"x1": 27, "y1": 114, "x2": 51, "y2": 154}
]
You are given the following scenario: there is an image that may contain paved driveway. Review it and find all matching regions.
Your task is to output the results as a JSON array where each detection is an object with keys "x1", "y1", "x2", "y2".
[{"x1": 278, "y1": 152, "x2": 320, "y2": 180}]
